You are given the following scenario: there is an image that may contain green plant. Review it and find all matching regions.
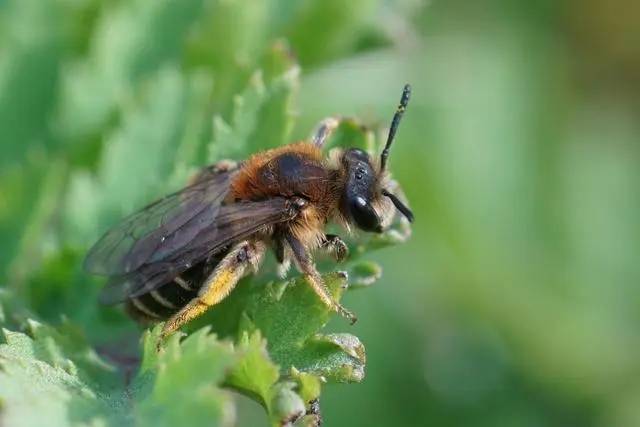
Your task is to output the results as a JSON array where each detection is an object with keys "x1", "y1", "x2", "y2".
[{"x1": 0, "y1": 1, "x2": 412, "y2": 425}]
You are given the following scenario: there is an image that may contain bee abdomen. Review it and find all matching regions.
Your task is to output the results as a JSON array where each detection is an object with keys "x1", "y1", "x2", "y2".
[{"x1": 125, "y1": 262, "x2": 212, "y2": 322}]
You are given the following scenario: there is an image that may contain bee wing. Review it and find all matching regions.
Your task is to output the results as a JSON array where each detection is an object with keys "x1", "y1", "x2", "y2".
[
  {"x1": 84, "y1": 170, "x2": 233, "y2": 276},
  {"x1": 98, "y1": 197, "x2": 295, "y2": 304}
]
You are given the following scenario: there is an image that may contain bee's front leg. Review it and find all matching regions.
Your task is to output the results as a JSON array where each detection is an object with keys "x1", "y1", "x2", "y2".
[
  {"x1": 285, "y1": 233, "x2": 357, "y2": 325},
  {"x1": 321, "y1": 234, "x2": 349, "y2": 263}
]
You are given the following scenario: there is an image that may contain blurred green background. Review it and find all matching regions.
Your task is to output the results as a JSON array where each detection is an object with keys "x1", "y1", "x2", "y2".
[{"x1": 2, "y1": 0, "x2": 639, "y2": 426}]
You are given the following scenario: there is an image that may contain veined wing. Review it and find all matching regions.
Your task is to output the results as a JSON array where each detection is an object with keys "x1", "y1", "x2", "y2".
[
  {"x1": 84, "y1": 170, "x2": 233, "y2": 276},
  {"x1": 99, "y1": 197, "x2": 297, "y2": 304}
]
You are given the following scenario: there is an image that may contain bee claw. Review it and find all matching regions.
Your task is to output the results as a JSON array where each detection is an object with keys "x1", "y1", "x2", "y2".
[
  {"x1": 336, "y1": 304, "x2": 357, "y2": 325},
  {"x1": 156, "y1": 322, "x2": 176, "y2": 352},
  {"x1": 335, "y1": 242, "x2": 349, "y2": 263},
  {"x1": 349, "y1": 314, "x2": 358, "y2": 325},
  {"x1": 323, "y1": 234, "x2": 349, "y2": 263},
  {"x1": 156, "y1": 332, "x2": 168, "y2": 352}
]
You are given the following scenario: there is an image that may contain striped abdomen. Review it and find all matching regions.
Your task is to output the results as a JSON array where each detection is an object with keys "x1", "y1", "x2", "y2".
[{"x1": 125, "y1": 258, "x2": 219, "y2": 322}]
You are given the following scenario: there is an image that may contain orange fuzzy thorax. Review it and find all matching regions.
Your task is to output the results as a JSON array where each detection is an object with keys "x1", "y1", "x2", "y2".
[{"x1": 230, "y1": 141, "x2": 344, "y2": 247}]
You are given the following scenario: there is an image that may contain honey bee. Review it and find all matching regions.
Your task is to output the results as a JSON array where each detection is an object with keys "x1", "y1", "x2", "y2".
[{"x1": 84, "y1": 85, "x2": 413, "y2": 341}]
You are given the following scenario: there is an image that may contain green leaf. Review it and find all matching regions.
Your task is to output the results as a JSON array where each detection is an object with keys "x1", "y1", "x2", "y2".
[
  {"x1": 247, "y1": 65, "x2": 299, "y2": 152},
  {"x1": 23, "y1": 319, "x2": 118, "y2": 389},
  {"x1": 0, "y1": 0, "x2": 63, "y2": 167},
  {"x1": 224, "y1": 331, "x2": 279, "y2": 406},
  {"x1": 56, "y1": 0, "x2": 205, "y2": 142},
  {"x1": 346, "y1": 261, "x2": 383, "y2": 288},
  {"x1": 185, "y1": 0, "x2": 269, "y2": 114},
  {"x1": 142, "y1": 326, "x2": 317, "y2": 427},
  {"x1": 289, "y1": 368, "x2": 322, "y2": 404},
  {"x1": 192, "y1": 271, "x2": 367, "y2": 386},
  {"x1": 0, "y1": 323, "x2": 123, "y2": 427},
  {"x1": 285, "y1": 0, "x2": 380, "y2": 68},
  {"x1": 207, "y1": 51, "x2": 299, "y2": 162},
  {"x1": 268, "y1": 382, "x2": 306, "y2": 426},
  {"x1": 100, "y1": 71, "x2": 186, "y2": 209},
  {"x1": 243, "y1": 272, "x2": 351, "y2": 367},
  {"x1": 64, "y1": 67, "x2": 193, "y2": 244},
  {"x1": 317, "y1": 117, "x2": 376, "y2": 153},
  {"x1": 208, "y1": 71, "x2": 268, "y2": 161},
  {"x1": 168, "y1": 71, "x2": 216, "y2": 186},
  {"x1": 135, "y1": 327, "x2": 236, "y2": 427},
  {"x1": 224, "y1": 331, "x2": 311, "y2": 426},
  {"x1": 0, "y1": 157, "x2": 65, "y2": 283},
  {"x1": 294, "y1": 333, "x2": 366, "y2": 383}
]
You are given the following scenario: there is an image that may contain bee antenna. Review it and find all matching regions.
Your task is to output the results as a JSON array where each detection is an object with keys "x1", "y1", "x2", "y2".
[
  {"x1": 380, "y1": 84, "x2": 411, "y2": 172},
  {"x1": 382, "y1": 189, "x2": 414, "y2": 222}
]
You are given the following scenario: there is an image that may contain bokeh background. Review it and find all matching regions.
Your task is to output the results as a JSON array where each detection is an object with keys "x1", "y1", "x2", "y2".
[{"x1": 2, "y1": 0, "x2": 639, "y2": 426}]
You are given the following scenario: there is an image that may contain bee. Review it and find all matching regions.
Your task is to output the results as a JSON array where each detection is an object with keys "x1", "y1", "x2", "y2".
[{"x1": 84, "y1": 85, "x2": 413, "y2": 341}]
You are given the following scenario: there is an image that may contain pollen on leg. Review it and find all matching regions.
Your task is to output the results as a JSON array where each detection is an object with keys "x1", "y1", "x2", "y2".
[{"x1": 157, "y1": 240, "x2": 267, "y2": 345}]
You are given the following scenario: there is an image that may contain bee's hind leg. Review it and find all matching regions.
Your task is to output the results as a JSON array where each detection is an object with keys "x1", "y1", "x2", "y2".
[
  {"x1": 285, "y1": 233, "x2": 357, "y2": 324},
  {"x1": 158, "y1": 240, "x2": 266, "y2": 348}
]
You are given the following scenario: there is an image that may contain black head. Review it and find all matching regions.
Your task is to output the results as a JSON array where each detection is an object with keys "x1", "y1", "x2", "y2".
[
  {"x1": 341, "y1": 84, "x2": 414, "y2": 233},
  {"x1": 341, "y1": 148, "x2": 382, "y2": 232}
]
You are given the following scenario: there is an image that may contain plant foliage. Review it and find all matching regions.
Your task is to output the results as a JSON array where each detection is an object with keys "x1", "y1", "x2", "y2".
[{"x1": 0, "y1": 0, "x2": 410, "y2": 425}]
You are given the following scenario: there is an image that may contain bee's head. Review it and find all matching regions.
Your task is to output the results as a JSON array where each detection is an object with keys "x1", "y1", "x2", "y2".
[{"x1": 340, "y1": 85, "x2": 414, "y2": 233}]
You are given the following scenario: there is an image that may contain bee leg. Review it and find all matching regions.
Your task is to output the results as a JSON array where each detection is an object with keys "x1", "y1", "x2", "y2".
[
  {"x1": 274, "y1": 236, "x2": 292, "y2": 278},
  {"x1": 306, "y1": 398, "x2": 322, "y2": 427},
  {"x1": 311, "y1": 117, "x2": 340, "y2": 148},
  {"x1": 273, "y1": 229, "x2": 288, "y2": 264},
  {"x1": 321, "y1": 234, "x2": 349, "y2": 262},
  {"x1": 159, "y1": 240, "x2": 265, "y2": 346},
  {"x1": 285, "y1": 233, "x2": 357, "y2": 324}
]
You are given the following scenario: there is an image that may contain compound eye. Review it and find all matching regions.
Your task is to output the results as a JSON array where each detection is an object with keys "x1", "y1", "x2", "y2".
[{"x1": 350, "y1": 196, "x2": 382, "y2": 233}]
